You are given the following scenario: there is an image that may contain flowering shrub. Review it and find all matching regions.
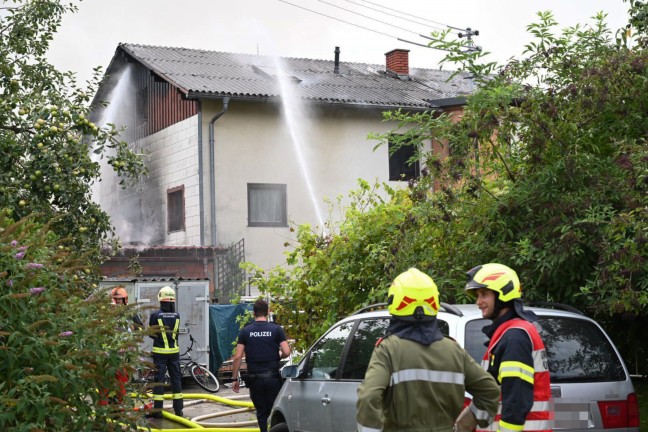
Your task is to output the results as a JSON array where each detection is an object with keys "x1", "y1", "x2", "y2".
[{"x1": 0, "y1": 216, "x2": 146, "y2": 431}]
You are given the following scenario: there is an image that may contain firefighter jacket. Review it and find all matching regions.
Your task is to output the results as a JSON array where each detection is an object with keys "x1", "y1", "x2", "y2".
[
  {"x1": 149, "y1": 309, "x2": 180, "y2": 355},
  {"x1": 479, "y1": 316, "x2": 553, "y2": 432},
  {"x1": 357, "y1": 335, "x2": 500, "y2": 432}
]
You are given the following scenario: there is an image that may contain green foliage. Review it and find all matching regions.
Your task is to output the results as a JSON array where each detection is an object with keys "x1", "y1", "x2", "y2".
[
  {"x1": 0, "y1": 2, "x2": 150, "y2": 428},
  {"x1": 243, "y1": 178, "x2": 481, "y2": 349},
  {"x1": 0, "y1": 216, "x2": 147, "y2": 431},
  {"x1": 0, "y1": 0, "x2": 147, "y2": 272}
]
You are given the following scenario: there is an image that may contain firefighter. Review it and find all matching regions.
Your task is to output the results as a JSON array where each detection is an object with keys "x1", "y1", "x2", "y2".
[
  {"x1": 110, "y1": 286, "x2": 143, "y2": 328},
  {"x1": 465, "y1": 263, "x2": 554, "y2": 432},
  {"x1": 148, "y1": 286, "x2": 183, "y2": 418},
  {"x1": 357, "y1": 268, "x2": 500, "y2": 432},
  {"x1": 99, "y1": 287, "x2": 142, "y2": 406}
]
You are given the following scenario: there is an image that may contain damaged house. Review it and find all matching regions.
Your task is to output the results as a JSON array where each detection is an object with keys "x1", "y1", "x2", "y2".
[{"x1": 92, "y1": 43, "x2": 473, "y2": 302}]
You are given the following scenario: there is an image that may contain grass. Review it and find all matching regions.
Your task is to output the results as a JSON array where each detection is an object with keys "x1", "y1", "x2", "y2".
[{"x1": 632, "y1": 377, "x2": 648, "y2": 430}]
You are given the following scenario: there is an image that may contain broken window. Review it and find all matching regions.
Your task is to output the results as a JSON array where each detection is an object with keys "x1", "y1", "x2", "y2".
[{"x1": 167, "y1": 185, "x2": 185, "y2": 232}]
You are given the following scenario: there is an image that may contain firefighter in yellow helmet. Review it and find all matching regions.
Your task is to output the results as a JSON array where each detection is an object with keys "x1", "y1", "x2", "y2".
[
  {"x1": 357, "y1": 268, "x2": 500, "y2": 432},
  {"x1": 148, "y1": 286, "x2": 183, "y2": 418},
  {"x1": 465, "y1": 263, "x2": 553, "y2": 432}
]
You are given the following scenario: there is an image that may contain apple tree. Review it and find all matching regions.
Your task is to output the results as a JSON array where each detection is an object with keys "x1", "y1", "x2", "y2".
[
  {"x1": 0, "y1": 0, "x2": 146, "y2": 272},
  {"x1": 1, "y1": 2, "x2": 150, "y2": 429}
]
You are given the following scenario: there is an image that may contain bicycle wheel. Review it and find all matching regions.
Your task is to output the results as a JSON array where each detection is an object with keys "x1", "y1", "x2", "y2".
[{"x1": 190, "y1": 364, "x2": 220, "y2": 392}]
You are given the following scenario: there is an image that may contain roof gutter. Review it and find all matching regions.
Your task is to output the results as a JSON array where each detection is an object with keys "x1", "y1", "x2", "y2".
[
  {"x1": 208, "y1": 97, "x2": 230, "y2": 246},
  {"x1": 186, "y1": 92, "x2": 436, "y2": 112},
  {"x1": 425, "y1": 96, "x2": 468, "y2": 108}
]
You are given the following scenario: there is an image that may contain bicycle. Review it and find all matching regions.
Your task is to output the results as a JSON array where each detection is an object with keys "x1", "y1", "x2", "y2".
[
  {"x1": 138, "y1": 334, "x2": 220, "y2": 393},
  {"x1": 180, "y1": 334, "x2": 220, "y2": 392}
]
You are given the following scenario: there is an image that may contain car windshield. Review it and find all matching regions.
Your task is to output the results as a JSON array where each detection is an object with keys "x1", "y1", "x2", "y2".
[{"x1": 464, "y1": 316, "x2": 626, "y2": 383}]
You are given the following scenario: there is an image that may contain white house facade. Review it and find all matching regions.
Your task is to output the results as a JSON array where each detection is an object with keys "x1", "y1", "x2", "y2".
[{"x1": 92, "y1": 44, "x2": 472, "y2": 301}]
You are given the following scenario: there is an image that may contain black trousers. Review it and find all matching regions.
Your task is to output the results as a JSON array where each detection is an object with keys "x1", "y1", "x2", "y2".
[
  {"x1": 152, "y1": 353, "x2": 183, "y2": 416},
  {"x1": 248, "y1": 375, "x2": 283, "y2": 432}
]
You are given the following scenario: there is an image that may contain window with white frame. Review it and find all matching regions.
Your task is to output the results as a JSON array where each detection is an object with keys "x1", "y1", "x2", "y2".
[{"x1": 247, "y1": 183, "x2": 287, "y2": 227}]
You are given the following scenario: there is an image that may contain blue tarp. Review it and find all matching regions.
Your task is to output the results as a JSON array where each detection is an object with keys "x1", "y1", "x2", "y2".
[{"x1": 209, "y1": 304, "x2": 252, "y2": 372}]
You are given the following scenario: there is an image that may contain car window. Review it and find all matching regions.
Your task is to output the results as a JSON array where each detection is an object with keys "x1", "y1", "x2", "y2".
[
  {"x1": 303, "y1": 321, "x2": 353, "y2": 380},
  {"x1": 465, "y1": 318, "x2": 491, "y2": 362},
  {"x1": 436, "y1": 319, "x2": 450, "y2": 337},
  {"x1": 337, "y1": 317, "x2": 451, "y2": 381},
  {"x1": 536, "y1": 316, "x2": 626, "y2": 382},
  {"x1": 463, "y1": 316, "x2": 626, "y2": 383},
  {"x1": 341, "y1": 318, "x2": 389, "y2": 380}
]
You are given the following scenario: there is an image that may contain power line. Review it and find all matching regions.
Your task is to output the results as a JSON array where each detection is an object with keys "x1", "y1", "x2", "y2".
[
  {"x1": 398, "y1": 38, "x2": 453, "y2": 52},
  {"x1": 356, "y1": 0, "x2": 466, "y2": 31},
  {"x1": 277, "y1": 0, "x2": 453, "y2": 52},
  {"x1": 277, "y1": 0, "x2": 402, "y2": 39},
  {"x1": 317, "y1": 0, "x2": 424, "y2": 37},
  {"x1": 342, "y1": 0, "x2": 453, "y2": 34}
]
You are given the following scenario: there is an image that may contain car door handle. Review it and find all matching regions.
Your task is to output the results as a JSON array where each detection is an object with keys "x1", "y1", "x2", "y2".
[{"x1": 321, "y1": 395, "x2": 331, "y2": 406}]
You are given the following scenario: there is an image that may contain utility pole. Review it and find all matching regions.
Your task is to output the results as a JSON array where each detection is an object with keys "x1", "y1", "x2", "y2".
[{"x1": 458, "y1": 27, "x2": 481, "y2": 53}]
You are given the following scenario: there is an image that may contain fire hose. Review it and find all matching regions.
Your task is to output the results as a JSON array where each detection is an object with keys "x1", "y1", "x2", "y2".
[{"x1": 136, "y1": 392, "x2": 260, "y2": 431}]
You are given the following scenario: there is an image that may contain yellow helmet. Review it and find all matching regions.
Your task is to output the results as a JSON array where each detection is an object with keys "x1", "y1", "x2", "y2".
[
  {"x1": 465, "y1": 263, "x2": 521, "y2": 303},
  {"x1": 158, "y1": 286, "x2": 176, "y2": 302},
  {"x1": 387, "y1": 268, "x2": 439, "y2": 321}
]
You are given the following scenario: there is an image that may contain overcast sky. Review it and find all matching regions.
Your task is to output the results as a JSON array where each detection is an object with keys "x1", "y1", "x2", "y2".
[{"x1": 47, "y1": 0, "x2": 631, "y2": 85}]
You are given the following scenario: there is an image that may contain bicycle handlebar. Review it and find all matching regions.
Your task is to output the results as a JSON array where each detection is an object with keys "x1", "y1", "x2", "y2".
[{"x1": 180, "y1": 334, "x2": 199, "y2": 358}]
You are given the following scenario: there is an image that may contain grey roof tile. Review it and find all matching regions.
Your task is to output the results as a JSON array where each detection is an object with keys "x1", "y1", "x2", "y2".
[{"x1": 118, "y1": 43, "x2": 474, "y2": 108}]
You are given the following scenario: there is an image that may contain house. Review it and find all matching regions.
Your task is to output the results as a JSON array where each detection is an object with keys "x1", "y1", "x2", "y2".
[{"x1": 92, "y1": 43, "x2": 473, "y2": 302}]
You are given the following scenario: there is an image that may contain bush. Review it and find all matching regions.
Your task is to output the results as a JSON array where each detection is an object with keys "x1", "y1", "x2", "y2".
[{"x1": 0, "y1": 216, "x2": 146, "y2": 431}]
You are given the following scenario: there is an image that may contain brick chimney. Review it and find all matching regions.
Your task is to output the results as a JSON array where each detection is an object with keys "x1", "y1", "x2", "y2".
[{"x1": 385, "y1": 48, "x2": 410, "y2": 78}]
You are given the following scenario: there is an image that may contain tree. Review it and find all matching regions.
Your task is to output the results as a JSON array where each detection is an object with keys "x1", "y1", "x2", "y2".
[
  {"x1": 0, "y1": 0, "x2": 146, "y2": 271},
  {"x1": 250, "y1": 8, "x2": 648, "y2": 373},
  {"x1": 0, "y1": 1, "x2": 149, "y2": 429},
  {"x1": 0, "y1": 216, "x2": 148, "y2": 430}
]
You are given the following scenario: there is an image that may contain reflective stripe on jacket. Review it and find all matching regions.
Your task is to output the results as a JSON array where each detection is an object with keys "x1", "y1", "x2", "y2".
[
  {"x1": 478, "y1": 319, "x2": 554, "y2": 432},
  {"x1": 357, "y1": 335, "x2": 500, "y2": 432},
  {"x1": 150, "y1": 311, "x2": 180, "y2": 355}
]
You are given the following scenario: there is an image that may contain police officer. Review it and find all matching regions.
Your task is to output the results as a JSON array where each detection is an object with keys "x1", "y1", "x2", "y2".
[
  {"x1": 148, "y1": 286, "x2": 183, "y2": 418},
  {"x1": 231, "y1": 299, "x2": 291, "y2": 432},
  {"x1": 465, "y1": 263, "x2": 553, "y2": 432},
  {"x1": 357, "y1": 268, "x2": 500, "y2": 432}
]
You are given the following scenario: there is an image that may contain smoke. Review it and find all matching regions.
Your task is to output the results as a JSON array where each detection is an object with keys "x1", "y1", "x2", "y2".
[{"x1": 93, "y1": 64, "x2": 159, "y2": 248}]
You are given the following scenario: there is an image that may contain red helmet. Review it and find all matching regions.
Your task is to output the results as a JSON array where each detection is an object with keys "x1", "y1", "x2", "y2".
[{"x1": 111, "y1": 287, "x2": 128, "y2": 304}]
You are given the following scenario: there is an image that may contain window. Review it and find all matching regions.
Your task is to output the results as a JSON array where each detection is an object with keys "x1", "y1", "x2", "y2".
[
  {"x1": 341, "y1": 318, "x2": 389, "y2": 380},
  {"x1": 247, "y1": 183, "x2": 287, "y2": 227},
  {"x1": 388, "y1": 135, "x2": 420, "y2": 181},
  {"x1": 463, "y1": 316, "x2": 626, "y2": 383},
  {"x1": 464, "y1": 318, "x2": 491, "y2": 362},
  {"x1": 167, "y1": 186, "x2": 185, "y2": 232},
  {"x1": 304, "y1": 321, "x2": 353, "y2": 380},
  {"x1": 537, "y1": 317, "x2": 625, "y2": 383}
]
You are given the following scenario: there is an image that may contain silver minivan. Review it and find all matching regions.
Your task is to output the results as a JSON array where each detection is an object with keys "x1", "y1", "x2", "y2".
[{"x1": 269, "y1": 303, "x2": 639, "y2": 432}]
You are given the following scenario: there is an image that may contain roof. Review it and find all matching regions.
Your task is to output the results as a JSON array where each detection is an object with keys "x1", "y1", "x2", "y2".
[{"x1": 114, "y1": 43, "x2": 475, "y2": 109}]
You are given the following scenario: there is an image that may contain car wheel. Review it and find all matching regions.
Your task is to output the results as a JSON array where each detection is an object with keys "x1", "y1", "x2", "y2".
[{"x1": 269, "y1": 422, "x2": 289, "y2": 432}]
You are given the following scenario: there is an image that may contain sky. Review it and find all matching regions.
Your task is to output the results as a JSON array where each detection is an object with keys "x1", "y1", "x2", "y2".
[{"x1": 46, "y1": 0, "x2": 632, "y2": 85}]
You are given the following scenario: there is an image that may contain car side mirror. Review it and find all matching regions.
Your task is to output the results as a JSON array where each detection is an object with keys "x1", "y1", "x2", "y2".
[{"x1": 281, "y1": 365, "x2": 300, "y2": 379}]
